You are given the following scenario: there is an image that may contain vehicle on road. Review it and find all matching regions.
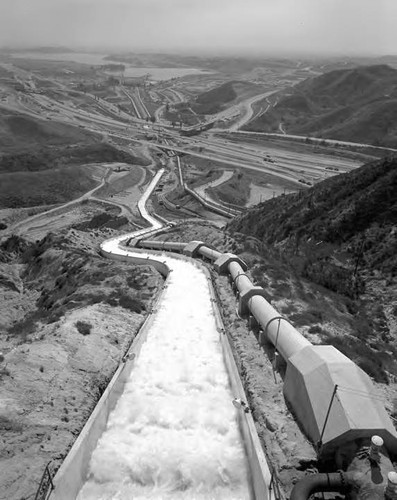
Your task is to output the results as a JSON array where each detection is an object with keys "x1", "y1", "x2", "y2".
[{"x1": 263, "y1": 155, "x2": 276, "y2": 163}]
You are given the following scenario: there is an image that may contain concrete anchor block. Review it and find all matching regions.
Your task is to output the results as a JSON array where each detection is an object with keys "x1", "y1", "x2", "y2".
[
  {"x1": 129, "y1": 238, "x2": 141, "y2": 248},
  {"x1": 183, "y1": 240, "x2": 205, "y2": 257},
  {"x1": 214, "y1": 253, "x2": 248, "y2": 274},
  {"x1": 238, "y1": 287, "x2": 270, "y2": 316}
]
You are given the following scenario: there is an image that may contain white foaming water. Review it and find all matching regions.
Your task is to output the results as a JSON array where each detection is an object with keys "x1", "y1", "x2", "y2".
[{"x1": 77, "y1": 256, "x2": 251, "y2": 500}]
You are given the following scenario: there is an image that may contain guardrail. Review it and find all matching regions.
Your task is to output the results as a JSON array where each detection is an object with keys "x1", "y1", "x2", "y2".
[{"x1": 34, "y1": 462, "x2": 54, "y2": 500}]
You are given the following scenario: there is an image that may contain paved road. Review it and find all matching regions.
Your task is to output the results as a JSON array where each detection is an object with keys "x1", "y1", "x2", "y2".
[
  {"x1": 195, "y1": 170, "x2": 234, "y2": 204},
  {"x1": 0, "y1": 63, "x2": 367, "y2": 192},
  {"x1": 227, "y1": 91, "x2": 277, "y2": 132},
  {"x1": 11, "y1": 165, "x2": 112, "y2": 233},
  {"x1": 236, "y1": 131, "x2": 397, "y2": 152}
]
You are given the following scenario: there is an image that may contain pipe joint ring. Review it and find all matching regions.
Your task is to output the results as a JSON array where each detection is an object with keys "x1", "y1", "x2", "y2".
[
  {"x1": 264, "y1": 316, "x2": 285, "y2": 336},
  {"x1": 262, "y1": 316, "x2": 292, "y2": 346},
  {"x1": 233, "y1": 273, "x2": 249, "y2": 286}
]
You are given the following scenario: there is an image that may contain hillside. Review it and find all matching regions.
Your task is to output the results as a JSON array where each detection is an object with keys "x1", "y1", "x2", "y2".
[
  {"x1": 0, "y1": 110, "x2": 97, "y2": 152},
  {"x1": 227, "y1": 156, "x2": 397, "y2": 382},
  {"x1": 192, "y1": 81, "x2": 263, "y2": 115},
  {"x1": 229, "y1": 156, "x2": 397, "y2": 276},
  {"x1": 0, "y1": 165, "x2": 97, "y2": 208},
  {"x1": 0, "y1": 110, "x2": 149, "y2": 208},
  {"x1": 244, "y1": 64, "x2": 397, "y2": 148},
  {"x1": 0, "y1": 231, "x2": 163, "y2": 499}
]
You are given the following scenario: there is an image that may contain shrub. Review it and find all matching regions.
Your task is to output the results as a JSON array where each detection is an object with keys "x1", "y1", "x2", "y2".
[
  {"x1": 308, "y1": 325, "x2": 324, "y2": 334},
  {"x1": 118, "y1": 293, "x2": 145, "y2": 313},
  {"x1": 290, "y1": 308, "x2": 324, "y2": 327},
  {"x1": 326, "y1": 335, "x2": 390, "y2": 384},
  {"x1": 280, "y1": 303, "x2": 297, "y2": 315},
  {"x1": 75, "y1": 321, "x2": 92, "y2": 336}
]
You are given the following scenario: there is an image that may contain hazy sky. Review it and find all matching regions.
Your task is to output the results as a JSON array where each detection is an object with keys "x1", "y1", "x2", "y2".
[{"x1": 0, "y1": 0, "x2": 396, "y2": 56}]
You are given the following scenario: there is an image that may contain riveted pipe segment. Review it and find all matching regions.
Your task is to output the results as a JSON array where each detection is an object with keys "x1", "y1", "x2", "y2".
[
  {"x1": 139, "y1": 240, "x2": 186, "y2": 253},
  {"x1": 228, "y1": 261, "x2": 254, "y2": 295},
  {"x1": 249, "y1": 295, "x2": 311, "y2": 360},
  {"x1": 232, "y1": 272, "x2": 250, "y2": 292},
  {"x1": 198, "y1": 246, "x2": 222, "y2": 262}
]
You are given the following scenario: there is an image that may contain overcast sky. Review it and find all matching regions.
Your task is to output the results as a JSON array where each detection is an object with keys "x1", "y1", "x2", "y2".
[{"x1": 0, "y1": 0, "x2": 395, "y2": 56}]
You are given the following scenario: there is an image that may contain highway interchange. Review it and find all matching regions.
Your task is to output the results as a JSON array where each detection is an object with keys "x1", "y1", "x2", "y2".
[{"x1": 0, "y1": 60, "x2": 363, "y2": 195}]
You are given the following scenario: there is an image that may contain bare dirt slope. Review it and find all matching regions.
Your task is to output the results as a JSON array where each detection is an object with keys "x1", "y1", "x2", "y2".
[{"x1": 0, "y1": 230, "x2": 163, "y2": 500}]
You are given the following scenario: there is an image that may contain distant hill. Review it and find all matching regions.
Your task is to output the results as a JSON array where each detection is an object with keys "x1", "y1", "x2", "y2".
[
  {"x1": 192, "y1": 80, "x2": 263, "y2": 115},
  {"x1": 193, "y1": 82, "x2": 237, "y2": 114},
  {"x1": 7, "y1": 46, "x2": 76, "y2": 53},
  {"x1": 0, "y1": 109, "x2": 149, "y2": 208},
  {"x1": 244, "y1": 65, "x2": 397, "y2": 148},
  {"x1": 0, "y1": 109, "x2": 97, "y2": 153},
  {"x1": 228, "y1": 156, "x2": 397, "y2": 293}
]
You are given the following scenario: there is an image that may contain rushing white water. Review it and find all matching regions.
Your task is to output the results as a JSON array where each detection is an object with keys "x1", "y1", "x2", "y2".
[{"x1": 77, "y1": 254, "x2": 251, "y2": 500}]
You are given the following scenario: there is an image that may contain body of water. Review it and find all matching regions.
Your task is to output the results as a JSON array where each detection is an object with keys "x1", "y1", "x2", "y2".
[{"x1": 10, "y1": 52, "x2": 211, "y2": 81}]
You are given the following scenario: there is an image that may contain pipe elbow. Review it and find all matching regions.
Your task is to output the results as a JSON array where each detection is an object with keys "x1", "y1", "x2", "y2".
[{"x1": 290, "y1": 472, "x2": 349, "y2": 500}]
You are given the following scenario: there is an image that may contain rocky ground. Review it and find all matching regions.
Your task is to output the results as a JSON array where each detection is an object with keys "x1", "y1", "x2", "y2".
[{"x1": 0, "y1": 229, "x2": 164, "y2": 500}]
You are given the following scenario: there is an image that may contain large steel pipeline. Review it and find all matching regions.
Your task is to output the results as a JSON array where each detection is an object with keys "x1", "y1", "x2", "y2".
[
  {"x1": 198, "y1": 246, "x2": 222, "y2": 261},
  {"x1": 136, "y1": 239, "x2": 186, "y2": 253},
  {"x1": 229, "y1": 261, "x2": 253, "y2": 295},
  {"x1": 134, "y1": 238, "x2": 397, "y2": 464},
  {"x1": 249, "y1": 295, "x2": 311, "y2": 360},
  {"x1": 228, "y1": 260, "x2": 311, "y2": 360}
]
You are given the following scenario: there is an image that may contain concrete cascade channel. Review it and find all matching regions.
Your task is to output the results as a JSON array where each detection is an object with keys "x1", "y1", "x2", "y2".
[
  {"x1": 47, "y1": 166, "x2": 397, "y2": 500},
  {"x1": 48, "y1": 169, "x2": 273, "y2": 499},
  {"x1": 77, "y1": 257, "x2": 251, "y2": 499}
]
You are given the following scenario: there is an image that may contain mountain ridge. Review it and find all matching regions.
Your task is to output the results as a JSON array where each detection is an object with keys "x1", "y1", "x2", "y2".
[
  {"x1": 228, "y1": 156, "x2": 397, "y2": 289},
  {"x1": 244, "y1": 64, "x2": 397, "y2": 148}
]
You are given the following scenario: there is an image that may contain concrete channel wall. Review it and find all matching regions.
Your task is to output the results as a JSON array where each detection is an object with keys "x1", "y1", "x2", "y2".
[
  {"x1": 202, "y1": 264, "x2": 274, "y2": 499},
  {"x1": 48, "y1": 273, "x2": 168, "y2": 500},
  {"x1": 48, "y1": 245, "x2": 275, "y2": 500},
  {"x1": 46, "y1": 165, "x2": 276, "y2": 500}
]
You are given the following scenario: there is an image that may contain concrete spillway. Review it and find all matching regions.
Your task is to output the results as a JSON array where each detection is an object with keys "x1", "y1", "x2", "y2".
[
  {"x1": 76, "y1": 255, "x2": 251, "y2": 499},
  {"x1": 49, "y1": 168, "x2": 272, "y2": 500}
]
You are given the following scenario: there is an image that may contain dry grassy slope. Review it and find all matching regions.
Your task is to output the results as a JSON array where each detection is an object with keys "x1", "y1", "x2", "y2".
[
  {"x1": 0, "y1": 165, "x2": 97, "y2": 209},
  {"x1": 0, "y1": 110, "x2": 98, "y2": 153},
  {"x1": 208, "y1": 171, "x2": 251, "y2": 206},
  {"x1": 228, "y1": 156, "x2": 397, "y2": 274},
  {"x1": 193, "y1": 80, "x2": 263, "y2": 115},
  {"x1": 227, "y1": 157, "x2": 397, "y2": 383},
  {"x1": 245, "y1": 64, "x2": 397, "y2": 147},
  {"x1": 0, "y1": 109, "x2": 150, "y2": 209},
  {"x1": 0, "y1": 230, "x2": 164, "y2": 500}
]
